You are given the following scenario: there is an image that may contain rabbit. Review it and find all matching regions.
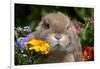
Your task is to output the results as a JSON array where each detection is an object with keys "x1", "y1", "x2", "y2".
[{"x1": 33, "y1": 12, "x2": 82, "y2": 63}]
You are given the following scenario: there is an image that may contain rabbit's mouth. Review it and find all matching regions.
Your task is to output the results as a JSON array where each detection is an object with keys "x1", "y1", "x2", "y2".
[
  {"x1": 55, "y1": 44, "x2": 61, "y2": 47},
  {"x1": 51, "y1": 44, "x2": 65, "y2": 52}
]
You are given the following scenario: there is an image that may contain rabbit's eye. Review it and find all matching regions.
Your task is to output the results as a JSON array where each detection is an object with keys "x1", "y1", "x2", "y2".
[
  {"x1": 44, "y1": 23, "x2": 50, "y2": 29},
  {"x1": 46, "y1": 23, "x2": 50, "y2": 29},
  {"x1": 43, "y1": 19, "x2": 50, "y2": 29}
]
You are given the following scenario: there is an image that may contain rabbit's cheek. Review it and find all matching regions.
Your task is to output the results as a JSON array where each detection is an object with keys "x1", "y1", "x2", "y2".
[
  {"x1": 45, "y1": 35, "x2": 58, "y2": 47},
  {"x1": 59, "y1": 35, "x2": 70, "y2": 47}
]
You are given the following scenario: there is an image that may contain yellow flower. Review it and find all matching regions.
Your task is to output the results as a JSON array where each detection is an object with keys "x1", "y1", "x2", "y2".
[
  {"x1": 29, "y1": 46, "x2": 40, "y2": 52},
  {"x1": 27, "y1": 39, "x2": 50, "y2": 54}
]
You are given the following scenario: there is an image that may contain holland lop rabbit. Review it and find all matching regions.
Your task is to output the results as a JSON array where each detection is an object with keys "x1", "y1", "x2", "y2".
[{"x1": 34, "y1": 12, "x2": 82, "y2": 63}]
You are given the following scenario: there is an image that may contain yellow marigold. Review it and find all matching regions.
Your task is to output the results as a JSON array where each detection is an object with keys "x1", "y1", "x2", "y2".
[{"x1": 28, "y1": 39, "x2": 50, "y2": 54}]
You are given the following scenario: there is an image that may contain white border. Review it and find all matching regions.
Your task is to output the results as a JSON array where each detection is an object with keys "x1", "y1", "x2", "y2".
[
  {"x1": 0, "y1": 0, "x2": 10, "y2": 69},
  {"x1": 11, "y1": 0, "x2": 14, "y2": 69},
  {"x1": 11, "y1": 0, "x2": 96, "y2": 69},
  {"x1": 13, "y1": 0, "x2": 95, "y2": 8}
]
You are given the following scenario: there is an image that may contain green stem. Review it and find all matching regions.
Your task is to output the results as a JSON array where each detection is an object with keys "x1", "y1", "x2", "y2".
[
  {"x1": 84, "y1": 21, "x2": 89, "y2": 31},
  {"x1": 83, "y1": 20, "x2": 89, "y2": 40}
]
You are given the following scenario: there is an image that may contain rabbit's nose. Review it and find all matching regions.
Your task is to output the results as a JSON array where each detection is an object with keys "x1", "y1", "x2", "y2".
[{"x1": 55, "y1": 34, "x2": 61, "y2": 40}]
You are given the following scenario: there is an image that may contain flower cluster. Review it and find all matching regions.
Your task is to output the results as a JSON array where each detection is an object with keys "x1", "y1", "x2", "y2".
[
  {"x1": 17, "y1": 33, "x2": 35, "y2": 48},
  {"x1": 82, "y1": 47, "x2": 94, "y2": 61},
  {"x1": 27, "y1": 39, "x2": 50, "y2": 54},
  {"x1": 17, "y1": 33, "x2": 50, "y2": 55},
  {"x1": 15, "y1": 26, "x2": 32, "y2": 33}
]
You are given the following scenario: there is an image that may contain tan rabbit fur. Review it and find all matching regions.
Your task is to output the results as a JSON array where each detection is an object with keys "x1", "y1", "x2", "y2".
[{"x1": 34, "y1": 12, "x2": 82, "y2": 63}]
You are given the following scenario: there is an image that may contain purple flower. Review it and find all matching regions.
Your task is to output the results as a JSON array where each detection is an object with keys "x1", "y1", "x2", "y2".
[
  {"x1": 17, "y1": 33, "x2": 35, "y2": 49},
  {"x1": 17, "y1": 37, "x2": 28, "y2": 48},
  {"x1": 24, "y1": 33, "x2": 35, "y2": 42}
]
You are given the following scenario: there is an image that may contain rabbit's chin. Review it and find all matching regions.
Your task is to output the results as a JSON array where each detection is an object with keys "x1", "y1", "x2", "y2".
[
  {"x1": 50, "y1": 44, "x2": 67, "y2": 53},
  {"x1": 47, "y1": 39, "x2": 73, "y2": 53}
]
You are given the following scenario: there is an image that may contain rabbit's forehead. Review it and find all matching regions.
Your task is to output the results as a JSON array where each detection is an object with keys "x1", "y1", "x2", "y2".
[
  {"x1": 46, "y1": 14, "x2": 68, "y2": 24},
  {"x1": 51, "y1": 22, "x2": 66, "y2": 32},
  {"x1": 45, "y1": 14, "x2": 69, "y2": 32}
]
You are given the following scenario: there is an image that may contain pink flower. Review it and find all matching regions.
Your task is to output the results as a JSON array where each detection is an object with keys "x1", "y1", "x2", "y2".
[
  {"x1": 76, "y1": 24, "x2": 81, "y2": 34},
  {"x1": 72, "y1": 19, "x2": 82, "y2": 34}
]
